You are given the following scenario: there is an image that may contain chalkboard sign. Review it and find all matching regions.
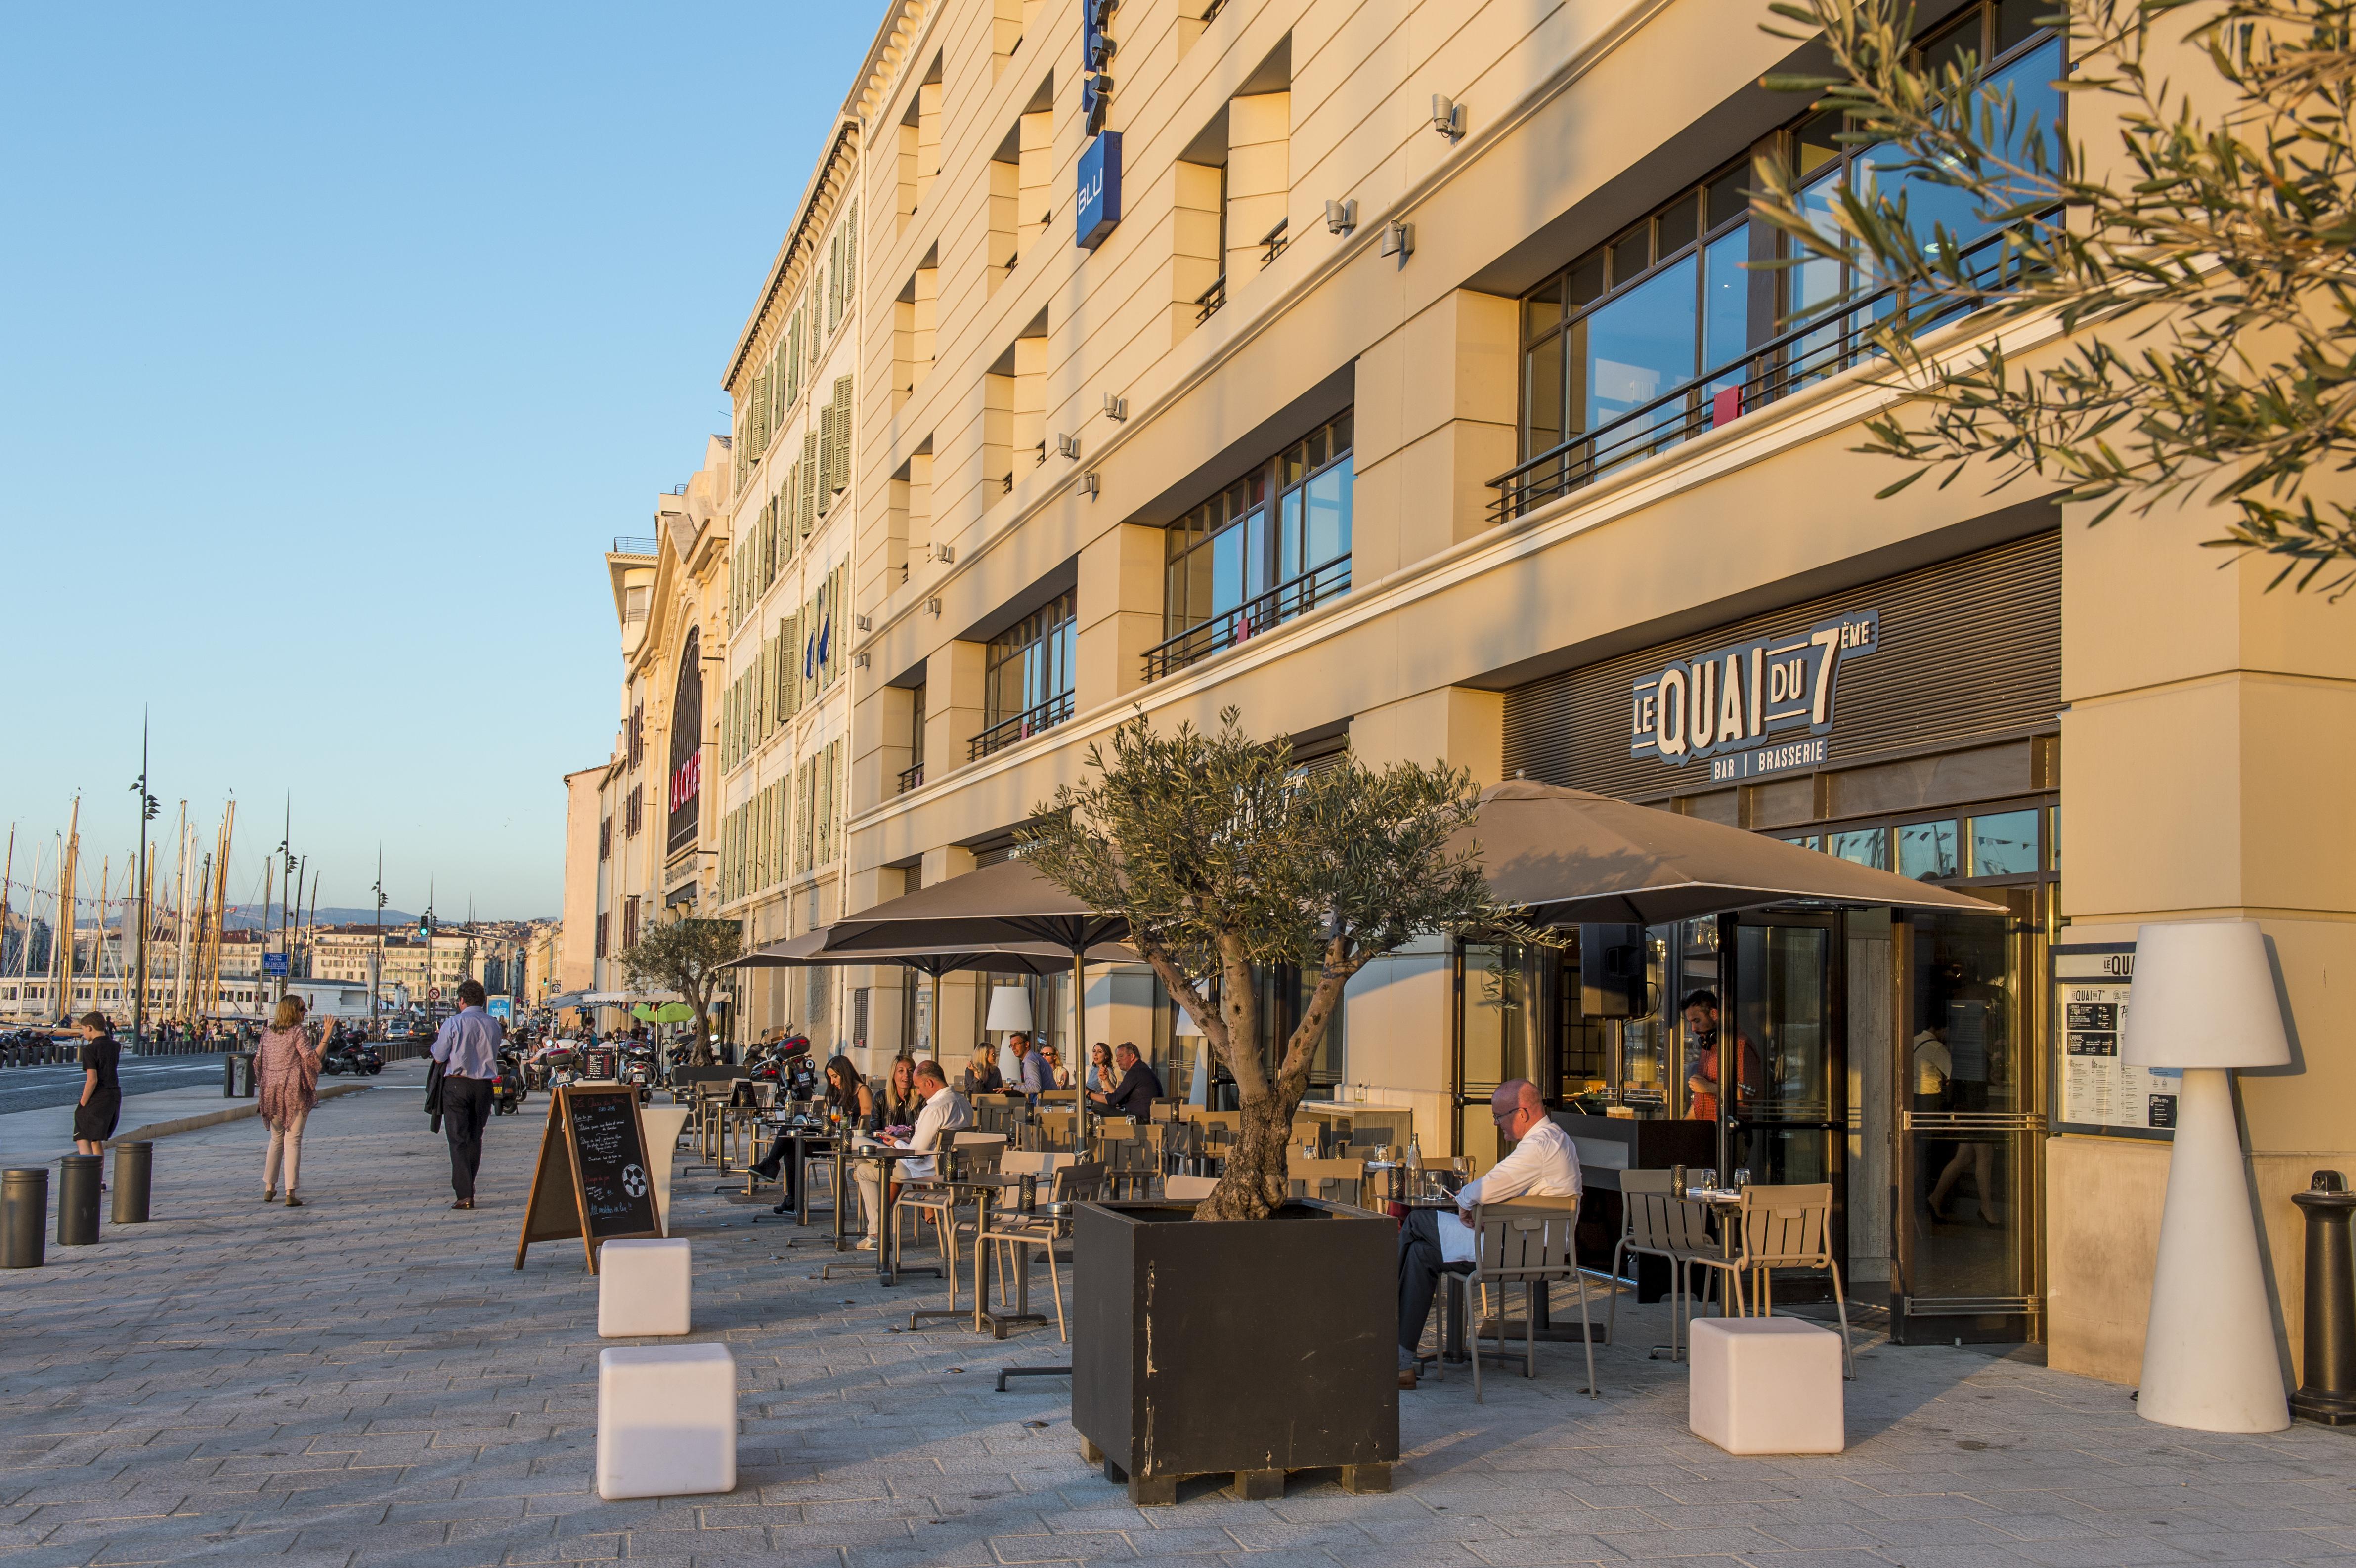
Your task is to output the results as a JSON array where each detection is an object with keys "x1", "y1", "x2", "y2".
[{"x1": 514, "y1": 1085, "x2": 662, "y2": 1272}]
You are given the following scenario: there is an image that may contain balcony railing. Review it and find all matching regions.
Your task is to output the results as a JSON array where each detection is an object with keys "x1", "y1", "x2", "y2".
[
  {"x1": 897, "y1": 762, "x2": 925, "y2": 794},
  {"x1": 611, "y1": 535, "x2": 658, "y2": 557},
  {"x1": 1260, "y1": 218, "x2": 1289, "y2": 268},
  {"x1": 1195, "y1": 273, "x2": 1226, "y2": 325},
  {"x1": 1143, "y1": 554, "x2": 1352, "y2": 682},
  {"x1": 969, "y1": 691, "x2": 1075, "y2": 760},
  {"x1": 1487, "y1": 224, "x2": 2042, "y2": 525}
]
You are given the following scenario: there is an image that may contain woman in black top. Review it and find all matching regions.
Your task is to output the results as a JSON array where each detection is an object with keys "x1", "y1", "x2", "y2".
[{"x1": 73, "y1": 1011, "x2": 122, "y2": 1155}]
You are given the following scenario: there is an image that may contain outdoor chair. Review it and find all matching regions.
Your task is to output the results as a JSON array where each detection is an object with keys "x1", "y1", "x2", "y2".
[
  {"x1": 1286, "y1": 1154, "x2": 1370, "y2": 1207},
  {"x1": 1162, "y1": 1173, "x2": 1218, "y2": 1200},
  {"x1": 1607, "y1": 1168, "x2": 1716, "y2": 1360},
  {"x1": 1684, "y1": 1182, "x2": 1855, "y2": 1379},
  {"x1": 980, "y1": 1160, "x2": 1107, "y2": 1342},
  {"x1": 897, "y1": 1132, "x2": 1005, "y2": 1308},
  {"x1": 1442, "y1": 1198, "x2": 1597, "y2": 1401},
  {"x1": 1035, "y1": 1109, "x2": 1077, "y2": 1152}
]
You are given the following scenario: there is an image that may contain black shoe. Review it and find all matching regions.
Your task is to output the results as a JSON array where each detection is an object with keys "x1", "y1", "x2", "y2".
[
  {"x1": 771, "y1": 1196, "x2": 794, "y2": 1216},
  {"x1": 450, "y1": 1198, "x2": 474, "y2": 1210},
  {"x1": 752, "y1": 1159, "x2": 782, "y2": 1181}
]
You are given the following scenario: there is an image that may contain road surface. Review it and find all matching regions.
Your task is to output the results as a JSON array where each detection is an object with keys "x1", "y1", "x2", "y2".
[{"x1": 0, "y1": 1054, "x2": 231, "y2": 1117}]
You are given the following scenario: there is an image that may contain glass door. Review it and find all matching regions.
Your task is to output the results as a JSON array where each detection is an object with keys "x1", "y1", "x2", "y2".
[
  {"x1": 1725, "y1": 912, "x2": 1847, "y2": 1291},
  {"x1": 1892, "y1": 888, "x2": 2042, "y2": 1342}
]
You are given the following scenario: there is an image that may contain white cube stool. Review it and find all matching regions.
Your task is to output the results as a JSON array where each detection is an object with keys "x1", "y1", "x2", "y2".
[
  {"x1": 1689, "y1": 1317, "x2": 1845, "y2": 1455},
  {"x1": 596, "y1": 1343, "x2": 736, "y2": 1499},
  {"x1": 598, "y1": 1238, "x2": 692, "y2": 1338}
]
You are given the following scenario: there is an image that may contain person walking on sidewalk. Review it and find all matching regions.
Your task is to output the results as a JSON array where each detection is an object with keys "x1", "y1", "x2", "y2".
[
  {"x1": 71, "y1": 1012, "x2": 122, "y2": 1156},
  {"x1": 256, "y1": 996, "x2": 329, "y2": 1206},
  {"x1": 430, "y1": 980, "x2": 503, "y2": 1210}
]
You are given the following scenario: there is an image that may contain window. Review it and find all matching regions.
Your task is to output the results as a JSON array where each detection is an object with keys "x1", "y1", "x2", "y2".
[
  {"x1": 1967, "y1": 809, "x2": 2040, "y2": 876},
  {"x1": 598, "y1": 817, "x2": 611, "y2": 862},
  {"x1": 1498, "y1": 0, "x2": 2061, "y2": 521},
  {"x1": 973, "y1": 590, "x2": 1077, "y2": 757},
  {"x1": 900, "y1": 683, "x2": 928, "y2": 793},
  {"x1": 1150, "y1": 412, "x2": 1353, "y2": 679}
]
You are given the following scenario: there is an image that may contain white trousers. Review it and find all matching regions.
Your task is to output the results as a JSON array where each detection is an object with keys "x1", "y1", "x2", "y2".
[{"x1": 264, "y1": 1108, "x2": 309, "y2": 1196}]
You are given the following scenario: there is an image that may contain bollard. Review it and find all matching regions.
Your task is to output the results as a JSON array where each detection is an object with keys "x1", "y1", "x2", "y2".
[
  {"x1": 2292, "y1": 1170, "x2": 2356, "y2": 1426},
  {"x1": 223, "y1": 1052, "x2": 237, "y2": 1096},
  {"x1": 112, "y1": 1141, "x2": 152, "y2": 1225},
  {"x1": 2, "y1": 1168, "x2": 45, "y2": 1268},
  {"x1": 56, "y1": 1155, "x2": 101, "y2": 1246}
]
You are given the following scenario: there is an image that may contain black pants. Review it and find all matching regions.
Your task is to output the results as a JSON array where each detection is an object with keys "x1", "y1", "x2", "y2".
[
  {"x1": 1398, "y1": 1208, "x2": 1472, "y2": 1353},
  {"x1": 441, "y1": 1076, "x2": 495, "y2": 1200},
  {"x1": 753, "y1": 1134, "x2": 799, "y2": 1205}
]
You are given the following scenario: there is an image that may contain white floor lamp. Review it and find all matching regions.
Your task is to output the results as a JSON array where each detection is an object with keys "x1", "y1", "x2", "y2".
[
  {"x1": 2124, "y1": 918, "x2": 2291, "y2": 1433},
  {"x1": 1176, "y1": 1003, "x2": 1208, "y2": 1107}
]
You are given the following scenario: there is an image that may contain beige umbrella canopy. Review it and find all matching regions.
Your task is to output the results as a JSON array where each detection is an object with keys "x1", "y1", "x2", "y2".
[
  {"x1": 1462, "y1": 779, "x2": 2004, "y2": 924},
  {"x1": 724, "y1": 929, "x2": 1135, "y2": 977}
]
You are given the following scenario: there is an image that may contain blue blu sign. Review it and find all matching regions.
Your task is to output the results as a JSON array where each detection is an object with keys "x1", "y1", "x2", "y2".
[
  {"x1": 1629, "y1": 609, "x2": 1879, "y2": 784},
  {"x1": 262, "y1": 952, "x2": 288, "y2": 979},
  {"x1": 1077, "y1": 131, "x2": 1122, "y2": 249}
]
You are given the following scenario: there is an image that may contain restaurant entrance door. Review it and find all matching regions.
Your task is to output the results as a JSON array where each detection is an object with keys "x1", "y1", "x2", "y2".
[
  {"x1": 1723, "y1": 911, "x2": 1848, "y2": 1292},
  {"x1": 1891, "y1": 889, "x2": 2043, "y2": 1343}
]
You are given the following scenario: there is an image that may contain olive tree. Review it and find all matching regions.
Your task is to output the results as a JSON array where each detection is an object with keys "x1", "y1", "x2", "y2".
[
  {"x1": 618, "y1": 915, "x2": 742, "y2": 1064},
  {"x1": 1020, "y1": 709, "x2": 1535, "y2": 1222},
  {"x1": 1752, "y1": 0, "x2": 2356, "y2": 593}
]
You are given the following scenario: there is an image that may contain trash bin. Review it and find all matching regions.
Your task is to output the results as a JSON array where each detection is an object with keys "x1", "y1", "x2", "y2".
[
  {"x1": 56, "y1": 1155, "x2": 100, "y2": 1246},
  {"x1": 112, "y1": 1141, "x2": 153, "y2": 1225},
  {"x1": 223, "y1": 1052, "x2": 256, "y2": 1098},
  {"x1": 2, "y1": 1168, "x2": 45, "y2": 1268}
]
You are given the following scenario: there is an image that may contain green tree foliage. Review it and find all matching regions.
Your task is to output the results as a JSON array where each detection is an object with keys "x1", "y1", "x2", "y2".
[
  {"x1": 618, "y1": 916, "x2": 742, "y2": 1064},
  {"x1": 1020, "y1": 709, "x2": 1535, "y2": 1221},
  {"x1": 1752, "y1": 0, "x2": 2356, "y2": 593}
]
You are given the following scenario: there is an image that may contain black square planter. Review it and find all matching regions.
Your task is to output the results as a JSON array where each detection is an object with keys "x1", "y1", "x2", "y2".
[{"x1": 1072, "y1": 1199, "x2": 1398, "y2": 1505}]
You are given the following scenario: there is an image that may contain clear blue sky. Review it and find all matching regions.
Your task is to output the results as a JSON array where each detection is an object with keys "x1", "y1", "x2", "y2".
[{"x1": 0, "y1": 2, "x2": 883, "y2": 923}]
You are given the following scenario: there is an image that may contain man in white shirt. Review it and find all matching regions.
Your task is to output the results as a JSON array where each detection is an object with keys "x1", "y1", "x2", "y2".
[
  {"x1": 853, "y1": 1059, "x2": 971, "y2": 1250},
  {"x1": 1397, "y1": 1079, "x2": 1581, "y2": 1388}
]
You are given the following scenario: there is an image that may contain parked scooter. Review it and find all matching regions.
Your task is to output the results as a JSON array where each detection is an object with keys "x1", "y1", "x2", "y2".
[
  {"x1": 492, "y1": 1048, "x2": 528, "y2": 1114},
  {"x1": 321, "y1": 1038, "x2": 385, "y2": 1077}
]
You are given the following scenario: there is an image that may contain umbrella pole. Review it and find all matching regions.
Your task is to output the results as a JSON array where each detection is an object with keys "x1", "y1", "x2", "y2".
[{"x1": 1071, "y1": 948, "x2": 1090, "y2": 1155}]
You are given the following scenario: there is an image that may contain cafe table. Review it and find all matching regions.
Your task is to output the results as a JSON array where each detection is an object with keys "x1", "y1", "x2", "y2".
[
  {"x1": 905, "y1": 1172, "x2": 1047, "y2": 1335},
  {"x1": 753, "y1": 1115, "x2": 835, "y2": 1226},
  {"x1": 835, "y1": 1143, "x2": 945, "y2": 1288}
]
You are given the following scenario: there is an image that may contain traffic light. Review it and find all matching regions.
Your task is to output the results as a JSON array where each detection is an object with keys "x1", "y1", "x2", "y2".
[{"x1": 418, "y1": 913, "x2": 433, "y2": 942}]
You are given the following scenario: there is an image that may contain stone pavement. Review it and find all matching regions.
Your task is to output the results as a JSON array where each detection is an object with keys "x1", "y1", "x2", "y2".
[{"x1": 2, "y1": 1063, "x2": 2352, "y2": 1568}]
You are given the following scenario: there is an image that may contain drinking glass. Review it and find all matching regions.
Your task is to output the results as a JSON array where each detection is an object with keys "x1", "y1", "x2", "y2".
[
  {"x1": 1733, "y1": 1167, "x2": 1752, "y2": 1189},
  {"x1": 1700, "y1": 1168, "x2": 1719, "y2": 1193}
]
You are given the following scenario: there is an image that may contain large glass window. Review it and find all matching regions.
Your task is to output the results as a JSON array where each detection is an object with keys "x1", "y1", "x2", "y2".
[
  {"x1": 973, "y1": 590, "x2": 1076, "y2": 758},
  {"x1": 1152, "y1": 413, "x2": 1353, "y2": 679},
  {"x1": 1502, "y1": 0, "x2": 2062, "y2": 521}
]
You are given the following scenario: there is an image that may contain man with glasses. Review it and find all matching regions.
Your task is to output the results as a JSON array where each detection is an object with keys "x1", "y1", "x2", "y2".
[{"x1": 1395, "y1": 1078, "x2": 1581, "y2": 1389}]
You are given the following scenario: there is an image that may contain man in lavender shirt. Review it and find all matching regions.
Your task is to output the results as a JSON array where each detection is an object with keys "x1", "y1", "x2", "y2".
[{"x1": 431, "y1": 979, "x2": 505, "y2": 1210}]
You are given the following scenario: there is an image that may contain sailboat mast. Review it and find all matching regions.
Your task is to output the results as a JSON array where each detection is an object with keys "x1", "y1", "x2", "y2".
[{"x1": 57, "y1": 799, "x2": 80, "y2": 1024}]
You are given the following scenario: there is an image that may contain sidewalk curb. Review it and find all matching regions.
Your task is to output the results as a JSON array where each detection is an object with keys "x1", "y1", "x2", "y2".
[{"x1": 106, "y1": 1081, "x2": 375, "y2": 1146}]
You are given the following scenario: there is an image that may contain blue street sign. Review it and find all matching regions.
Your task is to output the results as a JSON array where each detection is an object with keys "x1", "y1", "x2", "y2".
[{"x1": 263, "y1": 952, "x2": 288, "y2": 978}]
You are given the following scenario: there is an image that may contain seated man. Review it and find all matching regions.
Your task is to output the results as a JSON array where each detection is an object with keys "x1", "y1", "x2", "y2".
[
  {"x1": 851, "y1": 1059, "x2": 971, "y2": 1252},
  {"x1": 1087, "y1": 1042, "x2": 1164, "y2": 1121},
  {"x1": 1396, "y1": 1078, "x2": 1581, "y2": 1389}
]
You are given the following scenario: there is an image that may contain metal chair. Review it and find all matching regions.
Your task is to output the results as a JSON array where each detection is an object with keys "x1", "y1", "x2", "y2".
[
  {"x1": 1608, "y1": 1168, "x2": 1716, "y2": 1360},
  {"x1": 981, "y1": 1160, "x2": 1107, "y2": 1342},
  {"x1": 1684, "y1": 1182, "x2": 1855, "y2": 1379},
  {"x1": 898, "y1": 1132, "x2": 1005, "y2": 1305},
  {"x1": 1443, "y1": 1199, "x2": 1597, "y2": 1401}
]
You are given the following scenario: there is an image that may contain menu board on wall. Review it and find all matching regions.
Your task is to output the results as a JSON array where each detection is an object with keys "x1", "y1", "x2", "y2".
[{"x1": 2051, "y1": 942, "x2": 2178, "y2": 1140}]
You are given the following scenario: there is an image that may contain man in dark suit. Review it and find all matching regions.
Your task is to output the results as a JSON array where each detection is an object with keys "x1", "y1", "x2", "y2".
[{"x1": 1089, "y1": 1042, "x2": 1164, "y2": 1121}]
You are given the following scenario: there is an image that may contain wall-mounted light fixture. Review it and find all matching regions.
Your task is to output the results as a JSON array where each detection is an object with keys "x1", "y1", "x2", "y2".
[
  {"x1": 1082, "y1": 473, "x2": 1101, "y2": 498},
  {"x1": 1056, "y1": 433, "x2": 1082, "y2": 460},
  {"x1": 1431, "y1": 94, "x2": 1465, "y2": 141},
  {"x1": 853, "y1": 653, "x2": 871, "y2": 670},
  {"x1": 932, "y1": 543, "x2": 955, "y2": 564},
  {"x1": 1102, "y1": 393, "x2": 1128, "y2": 421},
  {"x1": 1380, "y1": 220, "x2": 1415, "y2": 261},
  {"x1": 855, "y1": 614, "x2": 873, "y2": 632},
  {"x1": 1323, "y1": 198, "x2": 1357, "y2": 235},
  {"x1": 925, "y1": 597, "x2": 943, "y2": 617}
]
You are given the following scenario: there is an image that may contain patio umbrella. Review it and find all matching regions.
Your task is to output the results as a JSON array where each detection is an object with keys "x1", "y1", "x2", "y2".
[
  {"x1": 652, "y1": 1002, "x2": 698, "y2": 1024},
  {"x1": 1461, "y1": 779, "x2": 2005, "y2": 924},
  {"x1": 812, "y1": 859, "x2": 1131, "y2": 1144},
  {"x1": 724, "y1": 929, "x2": 1135, "y2": 978}
]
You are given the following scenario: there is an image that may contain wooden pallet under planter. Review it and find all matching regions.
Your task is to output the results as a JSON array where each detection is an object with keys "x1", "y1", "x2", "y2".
[{"x1": 1072, "y1": 1198, "x2": 1398, "y2": 1506}]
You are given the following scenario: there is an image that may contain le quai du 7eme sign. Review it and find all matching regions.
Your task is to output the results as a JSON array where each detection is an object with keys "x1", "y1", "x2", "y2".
[
  {"x1": 1629, "y1": 609, "x2": 1878, "y2": 783},
  {"x1": 2051, "y1": 942, "x2": 2178, "y2": 1139}
]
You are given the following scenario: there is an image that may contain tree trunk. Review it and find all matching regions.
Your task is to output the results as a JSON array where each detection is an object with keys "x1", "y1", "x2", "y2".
[{"x1": 1193, "y1": 1081, "x2": 1302, "y2": 1221}]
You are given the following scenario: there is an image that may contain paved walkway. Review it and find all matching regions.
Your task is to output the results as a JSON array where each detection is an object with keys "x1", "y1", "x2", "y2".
[{"x1": 2, "y1": 1063, "x2": 2351, "y2": 1568}]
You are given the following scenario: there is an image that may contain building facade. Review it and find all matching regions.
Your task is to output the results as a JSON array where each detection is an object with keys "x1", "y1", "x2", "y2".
[
  {"x1": 567, "y1": 441, "x2": 736, "y2": 1034},
  {"x1": 746, "y1": 0, "x2": 2356, "y2": 1391}
]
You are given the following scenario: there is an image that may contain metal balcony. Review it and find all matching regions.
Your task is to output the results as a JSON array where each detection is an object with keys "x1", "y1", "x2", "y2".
[
  {"x1": 1143, "y1": 555, "x2": 1352, "y2": 682},
  {"x1": 968, "y1": 692, "x2": 1075, "y2": 760}
]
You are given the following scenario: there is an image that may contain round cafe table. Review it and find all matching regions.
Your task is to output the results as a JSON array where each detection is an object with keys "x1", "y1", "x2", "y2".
[{"x1": 836, "y1": 1144, "x2": 944, "y2": 1288}]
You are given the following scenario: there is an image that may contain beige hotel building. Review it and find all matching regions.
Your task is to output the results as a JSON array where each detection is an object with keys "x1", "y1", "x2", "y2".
[{"x1": 582, "y1": 0, "x2": 2353, "y2": 1389}]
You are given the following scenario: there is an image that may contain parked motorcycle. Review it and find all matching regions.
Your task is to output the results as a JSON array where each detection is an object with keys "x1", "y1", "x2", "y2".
[
  {"x1": 322, "y1": 1039, "x2": 385, "y2": 1077},
  {"x1": 492, "y1": 1049, "x2": 528, "y2": 1114}
]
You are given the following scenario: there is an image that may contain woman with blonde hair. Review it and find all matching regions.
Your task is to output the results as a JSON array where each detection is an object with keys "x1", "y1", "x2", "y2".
[{"x1": 257, "y1": 996, "x2": 329, "y2": 1206}]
